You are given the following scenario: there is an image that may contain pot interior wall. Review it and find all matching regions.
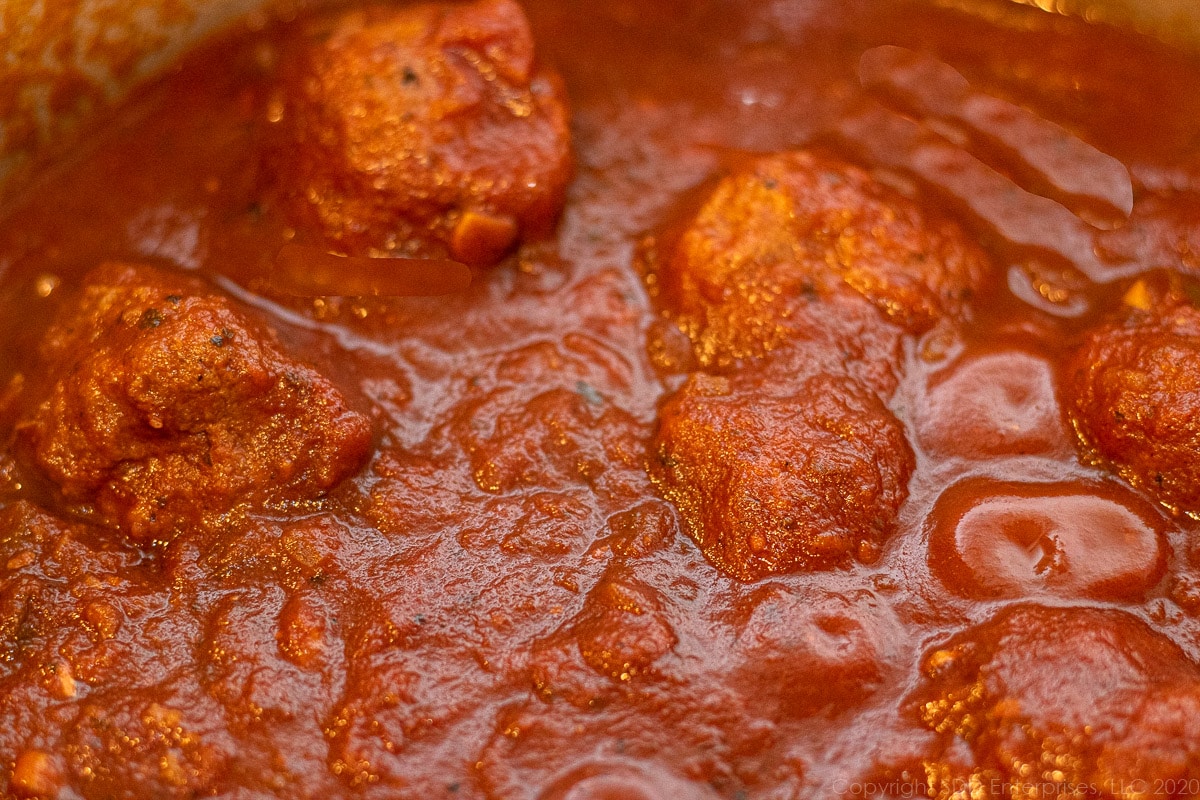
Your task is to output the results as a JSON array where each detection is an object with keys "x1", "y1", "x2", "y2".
[{"x1": 0, "y1": 0, "x2": 1198, "y2": 204}]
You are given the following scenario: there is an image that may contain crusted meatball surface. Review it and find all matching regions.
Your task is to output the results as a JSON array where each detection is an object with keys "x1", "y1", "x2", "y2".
[
  {"x1": 650, "y1": 370, "x2": 915, "y2": 581},
  {"x1": 275, "y1": 0, "x2": 573, "y2": 266},
  {"x1": 651, "y1": 151, "x2": 990, "y2": 368},
  {"x1": 1067, "y1": 294, "x2": 1200, "y2": 512},
  {"x1": 913, "y1": 605, "x2": 1200, "y2": 798},
  {"x1": 17, "y1": 263, "x2": 372, "y2": 542}
]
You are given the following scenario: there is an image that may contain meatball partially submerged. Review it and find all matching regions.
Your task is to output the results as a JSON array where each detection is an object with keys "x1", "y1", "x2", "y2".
[
  {"x1": 650, "y1": 371, "x2": 914, "y2": 581},
  {"x1": 1067, "y1": 292, "x2": 1200, "y2": 512},
  {"x1": 914, "y1": 605, "x2": 1200, "y2": 796},
  {"x1": 276, "y1": 0, "x2": 573, "y2": 266},
  {"x1": 18, "y1": 263, "x2": 372, "y2": 543},
  {"x1": 652, "y1": 151, "x2": 990, "y2": 368}
]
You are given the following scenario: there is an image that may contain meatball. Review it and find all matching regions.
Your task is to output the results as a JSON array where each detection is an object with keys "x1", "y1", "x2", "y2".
[
  {"x1": 650, "y1": 371, "x2": 915, "y2": 581},
  {"x1": 652, "y1": 151, "x2": 989, "y2": 368},
  {"x1": 914, "y1": 605, "x2": 1200, "y2": 797},
  {"x1": 18, "y1": 263, "x2": 372, "y2": 542},
  {"x1": 1067, "y1": 294, "x2": 1200, "y2": 511},
  {"x1": 276, "y1": 0, "x2": 573, "y2": 266},
  {"x1": 747, "y1": 290, "x2": 907, "y2": 398}
]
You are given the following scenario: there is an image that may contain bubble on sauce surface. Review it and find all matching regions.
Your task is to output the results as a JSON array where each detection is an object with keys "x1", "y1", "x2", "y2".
[
  {"x1": 928, "y1": 478, "x2": 1167, "y2": 601},
  {"x1": 726, "y1": 586, "x2": 902, "y2": 719},
  {"x1": 538, "y1": 761, "x2": 722, "y2": 800},
  {"x1": 914, "y1": 347, "x2": 1070, "y2": 458}
]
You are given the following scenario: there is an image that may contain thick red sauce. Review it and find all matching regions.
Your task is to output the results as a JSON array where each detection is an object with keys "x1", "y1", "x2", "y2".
[{"x1": 2, "y1": 1, "x2": 1200, "y2": 798}]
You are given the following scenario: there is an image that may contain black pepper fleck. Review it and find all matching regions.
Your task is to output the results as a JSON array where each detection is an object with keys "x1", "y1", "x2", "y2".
[{"x1": 138, "y1": 308, "x2": 163, "y2": 329}]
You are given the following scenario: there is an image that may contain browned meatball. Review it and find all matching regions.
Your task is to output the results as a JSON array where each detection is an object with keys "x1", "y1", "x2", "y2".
[
  {"x1": 17, "y1": 263, "x2": 372, "y2": 543},
  {"x1": 276, "y1": 0, "x2": 573, "y2": 266},
  {"x1": 1067, "y1": 294, "x2": 1200, "y2": 512},
  {"x1": 651, "y1": 151, "x2": 989, "y2": 368},
  {"x1": 650, "y1": 370, "x2": 914, "y2": 581},
  {"x1": 914, "y1": 605, "x2": 1200, "y2": 798}
]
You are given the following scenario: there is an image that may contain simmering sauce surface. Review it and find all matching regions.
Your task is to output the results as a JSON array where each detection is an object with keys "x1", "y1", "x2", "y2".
[{"x1": 2, "y1": 1, "x2": 1200, "y2": 798}]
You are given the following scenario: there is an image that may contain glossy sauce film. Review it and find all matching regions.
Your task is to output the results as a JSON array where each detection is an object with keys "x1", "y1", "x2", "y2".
[{"x1": 1, "y1": 0, "x2": 1200, "y2": 798}]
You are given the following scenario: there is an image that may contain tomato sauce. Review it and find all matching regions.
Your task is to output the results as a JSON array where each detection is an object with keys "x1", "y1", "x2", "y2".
[{"x1": 2, "y1": 0, "x2": 1200, "y2": 798}]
